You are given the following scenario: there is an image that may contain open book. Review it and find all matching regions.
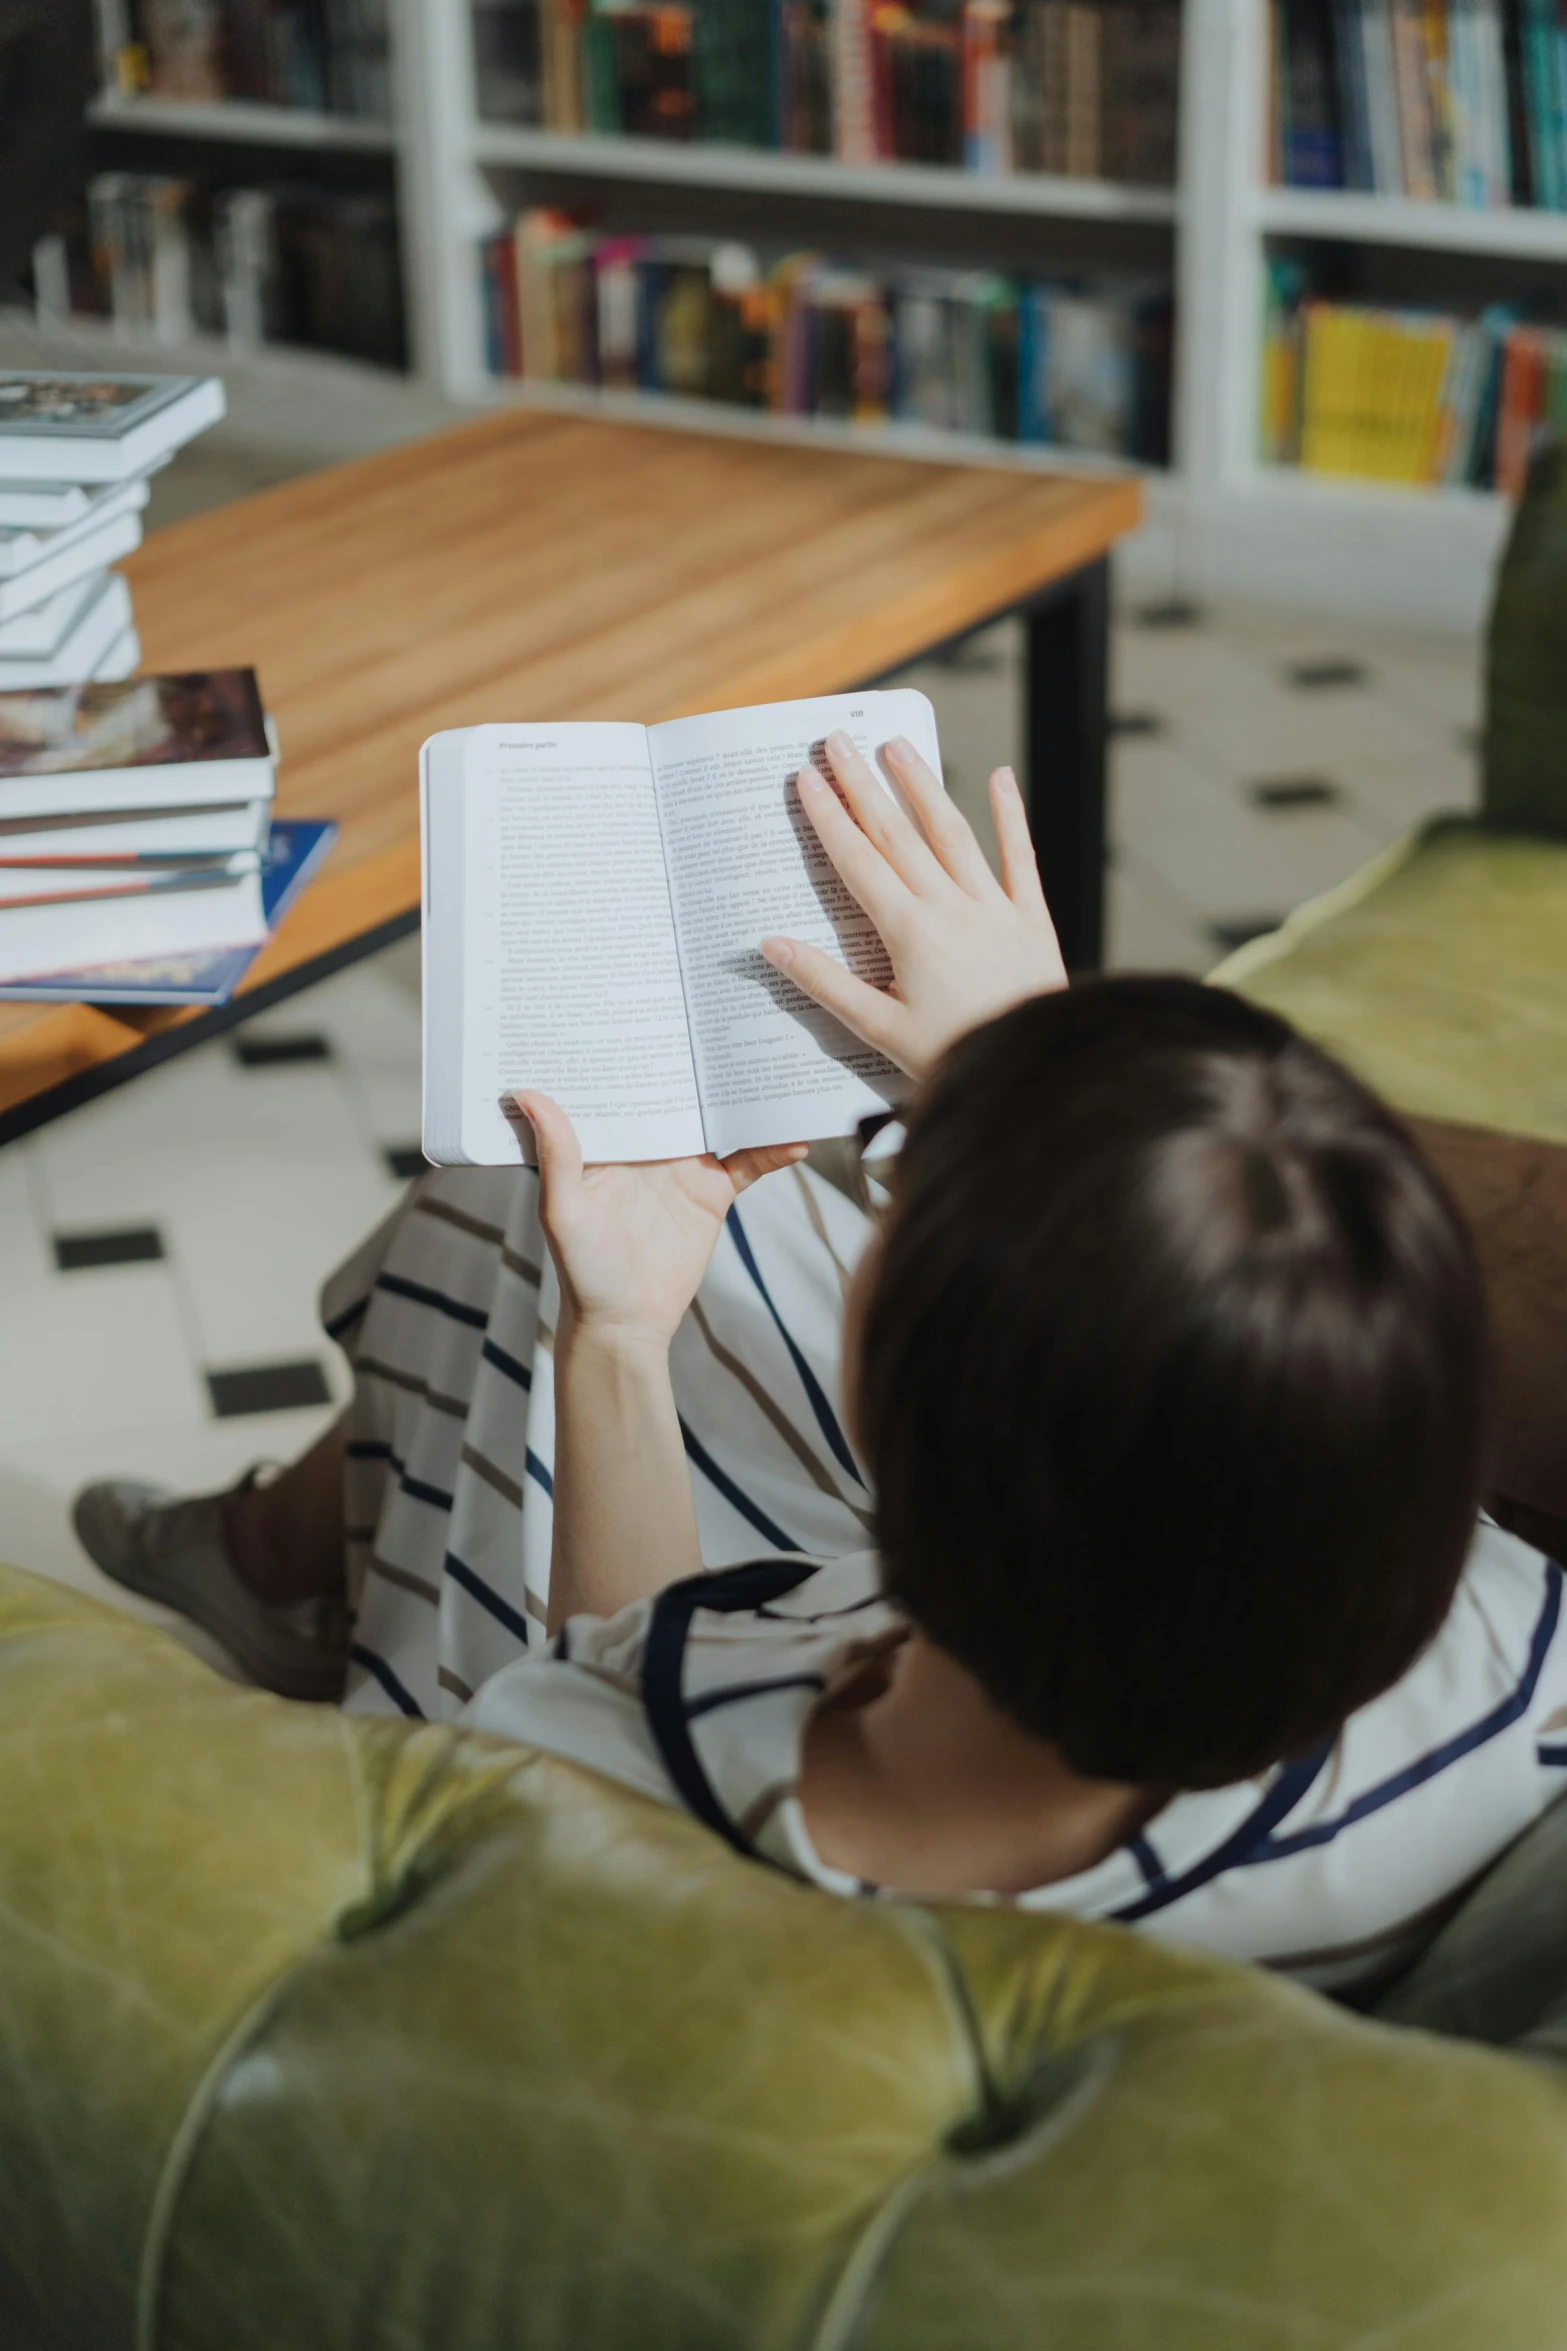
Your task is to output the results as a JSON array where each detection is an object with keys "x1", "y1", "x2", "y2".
[{"x1": 421, "y1": 689, "x2": 942, "y2": 1164}]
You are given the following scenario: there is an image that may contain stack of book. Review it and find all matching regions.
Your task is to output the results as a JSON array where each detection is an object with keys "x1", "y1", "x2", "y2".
[
  {"x1": 97, "y1": 0, "x2": 392, "y2": 118},
  {"x1": 1260, "y1": 263, "x2": 1560, "y2": 492},
  {"x1": 0, "y1": 668, "x2": 334, "y2": 1005},
  {"x1": 1269, "y1": 0, "x2": 1567, "y2": 208},
  {"x1": 471, "y1": 0, "x2": 1181, "y2": 185},
  {"x1": 482, "y1": 214, "x2": 1173, "y2": 458},
  {"x1": 0, "y1": 372, "x2": 223, "y2": 694},
  {"x1": 35, "y1": 176, "x2": 406, "y2": 370}
]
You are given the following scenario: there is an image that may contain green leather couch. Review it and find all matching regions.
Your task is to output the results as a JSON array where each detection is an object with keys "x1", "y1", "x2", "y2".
[
  {"x1": 8, "y1": 460, "x2": 1567, "y2": 2351},
  {"x1": 3, "y1": 1556, "x2": 1567, "y2": 2351}
]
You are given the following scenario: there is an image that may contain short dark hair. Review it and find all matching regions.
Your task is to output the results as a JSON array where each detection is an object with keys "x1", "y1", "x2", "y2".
[{"x1": 857, "y1": 977, "x2": 1489, "y2": 1787}]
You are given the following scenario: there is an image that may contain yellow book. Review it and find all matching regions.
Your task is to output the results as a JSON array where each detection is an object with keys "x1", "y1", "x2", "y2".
[
  {"x1": 1399, "y1": 319, "x2": 1456, "y2": 484},
  {"x1": 1301, "y1": 305, "x2": 1358, "y2": 475}
]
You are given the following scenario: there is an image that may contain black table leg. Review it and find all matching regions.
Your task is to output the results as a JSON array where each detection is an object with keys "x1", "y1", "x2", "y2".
[{"x1": 1023, "y1": 555, "x2": 1110, "y2": 972}]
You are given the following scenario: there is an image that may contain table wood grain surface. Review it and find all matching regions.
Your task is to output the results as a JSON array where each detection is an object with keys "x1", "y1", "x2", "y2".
[{"x1": 0, "y1": 408, "x2": 1140, "y2": 1126}]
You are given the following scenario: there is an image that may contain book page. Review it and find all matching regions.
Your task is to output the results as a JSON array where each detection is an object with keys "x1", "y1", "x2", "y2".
[
  {"x1": 648, "y1": 689, "x2": 941, "y2": 1157},
  {"x1": 443, "y1": 724, "x2": 704, "y2": 1165}
]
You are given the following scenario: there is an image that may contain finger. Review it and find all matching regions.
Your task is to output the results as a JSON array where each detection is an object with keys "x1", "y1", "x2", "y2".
[
  {"x1": 989, "y1": 766, "x2": 1052, "y2": 923},
  {"x1": 821, "y1": 730, "x2": 945, "y2": 892},
  {"x1": 511, "y1": 1090, "x2": 583, "y2": 1213},
  {"x1": 721, "y1": 1141, "x2": 810, "y2": 1196},
  {"x1": 882, "y1": 734, "x2": 995, "y2": 896},
  {"x1": 795, "y1": 766, "x2": 910, "y2": 934},
  {"x1": 762, "y1": 935, "x2": 905, "y2": 1059}
]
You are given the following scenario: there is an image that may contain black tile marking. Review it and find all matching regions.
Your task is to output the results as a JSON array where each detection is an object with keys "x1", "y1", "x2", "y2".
[
  {"x1": 1134, "y1": 599, "x2": 1205, "y2": 630},
  {"x1": 1207, "y1": 916, "x2": 1287, "y2": 956},
  {"x1": 1108, "y1": 710, "x2": 1165, "y2": 738},
  {"x1": 384, "y1": 1145, "x2": 426, "y2": 1181},
  {"x1": 232, "y1": 1032, "x2": 333, "y2": 1069},
  {"x1": 207, "y1": 1359, "x2": 333, "y2": 1418},
  {"x1": 1247, "y1": 775, "x2": 1343, "y2": 811},
  {"x1": 54, "y1": 1226, "x2": 165, "y2": 1271},
  {"x1": 1285, "y1": 659, "x2": 1368, "y2": 691}
]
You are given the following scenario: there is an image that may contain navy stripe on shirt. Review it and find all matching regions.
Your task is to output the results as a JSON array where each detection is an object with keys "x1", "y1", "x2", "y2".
[
  {"x1": 481, "y1": 1335, "x2": 533, "y2": 1391},
  {"x1": 724, "y1": 1205, "x2": 863, "y2": 1487},
  {"x1": 641, "y1": 1557, "x2": 820, "y2": 1860},
  {"x1": 374, "y1": 1271, "x2": 489, "y2": 1330},
  {"x1": 1110, "y1": 1740, "x2": 1338, "y2": 1925},
  {"x1": 1253, "y1": 1560, "x2": 1564, "y2": 1864},
  {"x1": 349, "y1": 1641, "x2": 425, "y2": 1718},
  {"x1": 443, "y1": 1550, "x2": 532, "y2": 1647},
  {"x1": 678, "y1": 1417, "x2": 800, "y2": 1551}
]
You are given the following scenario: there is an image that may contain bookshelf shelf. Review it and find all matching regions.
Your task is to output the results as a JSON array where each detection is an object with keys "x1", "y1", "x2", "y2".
[
  {"x1": 1256, "y1": 186, "x2": 1567, "y2": 263},
  {"x1": 88, "y1": 94, "x2": 396, "y2": 153},
  {"x1": 470, "y1": 126, "x2": 1179, "y2": 223},
  {"x1": 473, "y1": 370, "x2": 1151, "y2": 475}
]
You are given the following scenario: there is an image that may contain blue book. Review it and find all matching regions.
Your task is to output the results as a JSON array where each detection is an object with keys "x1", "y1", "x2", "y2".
[{"x1": 0, "y1": 818, "x2": 337, "y2": 1005}]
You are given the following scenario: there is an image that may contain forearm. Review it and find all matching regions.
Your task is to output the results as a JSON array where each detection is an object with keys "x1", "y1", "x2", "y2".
[{"x1": 546, "y1": 1311, "x2": 703, "y2": 1635}]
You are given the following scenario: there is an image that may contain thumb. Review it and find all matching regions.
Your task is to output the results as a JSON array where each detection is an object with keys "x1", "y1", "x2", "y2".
[{"x1": 511, "y1": 1091, "x2": 583, "y2": 1217}]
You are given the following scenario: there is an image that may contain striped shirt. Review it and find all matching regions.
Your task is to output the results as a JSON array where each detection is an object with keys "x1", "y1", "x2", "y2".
[{"x1": 465, "y1": 1516, "x2": 1567, "y2": 1996}]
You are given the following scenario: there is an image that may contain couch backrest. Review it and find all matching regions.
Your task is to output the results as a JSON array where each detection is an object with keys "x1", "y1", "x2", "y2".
[
  {"x1": 2, "y1": 1561, "x2": 1567, "y2": 2351},
  {"x1": 1486, "y1": 440, "x2": 1567, "y2": 838}
]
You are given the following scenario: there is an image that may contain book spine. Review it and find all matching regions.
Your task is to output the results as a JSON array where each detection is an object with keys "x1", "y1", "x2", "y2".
[
  {"x1": 1389, "y1": 0, "x2": 1438, "y2": 190},
  {"x1": 963, "y1": 0, "x2": 1014, "y2": 171},
  {"x1": 1062, "y1": 0, "x2": 1102, "y2": 175},
  {"x1": 1330, "y1": 0, "x2": 1375, "y2": 184},
  {"x1": 1474, "y1": 0, "x2": 1513, "y2": 196},
  {"x1": 1360, "y1": 0, "x2": 1405, "y2": 185},
  {"x1": 1420, "y1": 0, "x2": 1456, "y2": 193},
  {"x1": 831, "y1": 0, "x2": 878, "y2": 158},
  {"x1": 1495, "y1": 322, "x2": 1542, "y2": 489}
]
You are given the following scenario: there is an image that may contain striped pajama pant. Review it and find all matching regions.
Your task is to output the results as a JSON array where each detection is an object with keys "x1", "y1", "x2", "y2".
[{"x1": 320, "y1": 1160, "x2": 876, "y2": 1719}]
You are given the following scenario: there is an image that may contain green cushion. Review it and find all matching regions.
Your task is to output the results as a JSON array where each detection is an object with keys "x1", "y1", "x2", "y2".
[
  {"x1": 2, "y1": 1562, "x2": 1567, "y2": 2347},
  {"x1": 1209, "y1": 820, "x2": 1567, "y2": 1147}
]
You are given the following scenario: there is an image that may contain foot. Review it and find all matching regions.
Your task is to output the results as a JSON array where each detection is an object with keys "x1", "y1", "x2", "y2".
[{"x1": 71, "y1": 1470, "x2": 349, "y2": 1702}]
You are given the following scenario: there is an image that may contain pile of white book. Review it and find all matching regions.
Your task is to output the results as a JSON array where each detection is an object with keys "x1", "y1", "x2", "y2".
[
  {"x1": 0, "y1": 666, "x2": 281, "y2": 989},
  {"x1": 0, "y1": 371, "x2": 225, "y2": 692}
]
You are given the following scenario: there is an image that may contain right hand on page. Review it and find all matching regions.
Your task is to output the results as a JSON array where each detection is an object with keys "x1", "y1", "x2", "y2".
[{"x1": 761, "y1": 731, "x2": 1067, "y2": 1081}]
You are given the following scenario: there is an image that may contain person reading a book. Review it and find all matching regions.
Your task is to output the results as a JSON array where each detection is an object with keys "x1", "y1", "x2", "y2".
[{"x1": 75, "y1": 732, "x2": 1567, "y2": 1997}]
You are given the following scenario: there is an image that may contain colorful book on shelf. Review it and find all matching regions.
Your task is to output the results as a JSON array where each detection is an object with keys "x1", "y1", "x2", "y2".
[{"x1": 0, "y1": 818, "x2": 337, "y2": 1005}]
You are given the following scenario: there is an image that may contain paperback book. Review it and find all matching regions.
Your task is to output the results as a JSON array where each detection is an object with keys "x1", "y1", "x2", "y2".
[
  {"x1": 0, "y1": 818, "x2": 336, "y2": 1003},
  {"x1": 0, "y1": 374, "x2": 225, "y2": 483},
  {"x1": 422, "y1": 689, "x2": 939, "y2": 1166}
]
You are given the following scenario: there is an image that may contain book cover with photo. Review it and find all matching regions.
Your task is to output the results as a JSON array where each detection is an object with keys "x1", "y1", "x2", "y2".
[{"x1": 0, "y1": 670, "x2": 269, "y2": 778}]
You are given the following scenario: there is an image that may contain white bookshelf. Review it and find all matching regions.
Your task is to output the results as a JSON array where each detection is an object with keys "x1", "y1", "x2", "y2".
[
  {"x1": 1254, "y1": 184, "x2": 1567, "y2": 262},
  {"x1": 74, "y1": 0, "x2": 1558, "y2": 623},
  {"x1": 469, "y1": 124, "x2": 1179, "y2": 221},
  {"x1": 89, "y1": 93, "x2": 396, "y2": 152}
]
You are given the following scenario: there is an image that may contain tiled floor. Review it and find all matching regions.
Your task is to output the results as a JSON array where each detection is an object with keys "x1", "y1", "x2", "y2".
[{"x1": 0, "y1": 357, "x2": 1485, "y2": 1629}]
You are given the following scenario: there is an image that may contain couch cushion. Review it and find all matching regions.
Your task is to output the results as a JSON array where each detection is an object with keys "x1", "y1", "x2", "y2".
[
  {"x1": 1, "y1": 1561, "x2": 1566, "y2": 2350},
  {"x1": 1209, "y1": 820, "x2": 1567, "y2": 1148}
]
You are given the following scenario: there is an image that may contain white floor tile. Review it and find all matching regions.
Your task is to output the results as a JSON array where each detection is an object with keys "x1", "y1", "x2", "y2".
[
  {"x1": 0, "y1": 1259, "x2": 207, "y2": 1442},
  {"x1": 31, "y1": 1036, "x2": 400, "y2": 1377}
]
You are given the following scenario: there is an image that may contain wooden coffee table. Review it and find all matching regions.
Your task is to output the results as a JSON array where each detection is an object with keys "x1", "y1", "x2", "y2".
[{"x1": 0, "y1": 410, "x2": 1140, "y2": 1144}]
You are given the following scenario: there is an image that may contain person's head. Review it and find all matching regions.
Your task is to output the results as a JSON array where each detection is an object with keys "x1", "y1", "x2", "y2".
[{"x1": 850, "y1": 977, "x2": 1488, "y2": 1788}]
